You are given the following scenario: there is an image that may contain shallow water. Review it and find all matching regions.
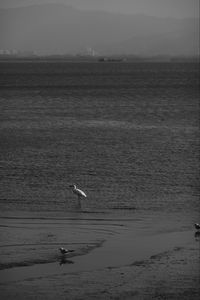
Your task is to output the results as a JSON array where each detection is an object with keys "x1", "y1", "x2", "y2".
[
  {"x1": 0, "y1": 209, "x2": 197, "y2": 284},
  {"x1": 0, "y1": 62, "x2": 199, "y2": 214}
]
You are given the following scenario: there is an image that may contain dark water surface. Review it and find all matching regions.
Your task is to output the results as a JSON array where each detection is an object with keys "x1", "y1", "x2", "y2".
[{"x1": 0, "y1": 62, "x2": 199, "y2": 214}]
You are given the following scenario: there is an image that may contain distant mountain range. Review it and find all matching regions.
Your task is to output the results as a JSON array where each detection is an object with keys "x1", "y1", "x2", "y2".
[{"x1": 0, "y1": 3, "x2": 199, "y2": 56}]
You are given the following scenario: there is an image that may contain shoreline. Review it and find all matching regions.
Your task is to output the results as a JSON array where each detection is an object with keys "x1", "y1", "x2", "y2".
[
  {"x1": 0, "y1": 211, "x2": 199, "y2": 299},
  {"x1": 0, "y1": 240, "x2": 105, "y2": 272},
  {"x1": 0, "y1": 238, "x2": 199, "y2": 299}
]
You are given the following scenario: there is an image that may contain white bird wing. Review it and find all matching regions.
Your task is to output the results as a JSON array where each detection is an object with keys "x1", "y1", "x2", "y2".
[{"x1": 74, "y1": 188, "x2": 87, "y2": 197}]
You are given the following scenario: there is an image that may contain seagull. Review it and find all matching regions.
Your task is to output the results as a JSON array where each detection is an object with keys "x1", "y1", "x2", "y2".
[
  {"x1": 194, "y1": 223, "x2": 200, "y2": 231},
  {"x1": 59, "y1": 247, "x2": 74, "y2": 255},
  {"x1": 69, "y1": 184, "x2": 87, "y2": 208}
]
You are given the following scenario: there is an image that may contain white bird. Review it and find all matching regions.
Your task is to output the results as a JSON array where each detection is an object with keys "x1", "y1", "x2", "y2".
[
  {"x1": 69, "y1": 184, "x2": 87, "y2": 208},
  {"x1": 59, "y1": 247, "x2": 74, "y2": 255},
  {"x1": 194, "y1": 223, "x2": 200, "y2": 230}
]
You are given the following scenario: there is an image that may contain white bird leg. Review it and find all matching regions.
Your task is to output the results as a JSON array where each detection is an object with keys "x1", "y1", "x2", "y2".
[{"x1": 77, "y1": 195, "x2": 82, "y2": 209}]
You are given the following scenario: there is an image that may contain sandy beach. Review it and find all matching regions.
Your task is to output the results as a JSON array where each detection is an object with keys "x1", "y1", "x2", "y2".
[{"x1": 0, "y1": 210, "x2": 199, "y2": 299}]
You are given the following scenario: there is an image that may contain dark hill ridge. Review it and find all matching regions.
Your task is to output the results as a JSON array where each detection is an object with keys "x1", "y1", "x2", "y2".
[{"x1": 0, "y1": 3, "x2": 198, "y2": 55}]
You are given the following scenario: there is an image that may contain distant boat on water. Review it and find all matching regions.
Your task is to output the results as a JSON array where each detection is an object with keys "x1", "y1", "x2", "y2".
[{"x1": 98, "y1": 57, "x2": 126, "y2": 62}]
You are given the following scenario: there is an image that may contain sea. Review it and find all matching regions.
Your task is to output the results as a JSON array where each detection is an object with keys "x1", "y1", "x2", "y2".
[
  {"x1": 0, "y1": 61, "x2": 199, "y2": 218},
  {"x1": 0, "y1": 61, "x2": 200, "y2": 287}
]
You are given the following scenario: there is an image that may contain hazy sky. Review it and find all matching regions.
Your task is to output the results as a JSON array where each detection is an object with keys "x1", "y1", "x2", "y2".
[{"x1": 1, "y1": 0, "x2": 199, "y2": 18}]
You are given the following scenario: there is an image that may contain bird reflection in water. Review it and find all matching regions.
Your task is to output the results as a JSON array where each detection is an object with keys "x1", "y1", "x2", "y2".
[
  {"x1": 194, "y1": 223, "x2": 200, "y2": 241},
  {"x1": 59, "y1": 256, "x2": 74, "y2": 266},
  {"x1": 194, "y1": 231, "x2": 200, "y2": 241}
]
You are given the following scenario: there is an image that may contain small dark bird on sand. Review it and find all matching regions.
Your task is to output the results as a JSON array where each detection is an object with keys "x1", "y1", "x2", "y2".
[
  {"x1": 194, "y1": 223, "x2": 200, "y2": 230},
  {"x1": 59, "y1": 247, "x2": 74, "y2": 255}
]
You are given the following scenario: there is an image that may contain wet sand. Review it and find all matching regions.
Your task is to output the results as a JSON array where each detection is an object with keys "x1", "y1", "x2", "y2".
[{"x1": 0, "y1": 211, "x2": 199, "y2": 299}]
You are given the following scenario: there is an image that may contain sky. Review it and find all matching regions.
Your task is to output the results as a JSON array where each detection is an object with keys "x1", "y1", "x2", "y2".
[{"x1": 0, "y1": 0, "x2": 199, "y2": 18}]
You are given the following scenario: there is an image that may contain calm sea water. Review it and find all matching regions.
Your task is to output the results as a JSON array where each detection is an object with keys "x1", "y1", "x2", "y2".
[{"x1": 0, "y1": 62, "x2": 199, "y2": 214}]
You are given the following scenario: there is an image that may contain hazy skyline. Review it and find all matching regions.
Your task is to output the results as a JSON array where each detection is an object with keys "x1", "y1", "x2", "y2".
[
  {"x1": 0, "y1": 1, "x2": 199, "y2": 56},
  {"x1": 1, "y1": 0, "x2": 199, "y2": 18},
  {"x1": 1, "y1": 2, "x2": 198, "y2": 56}
]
